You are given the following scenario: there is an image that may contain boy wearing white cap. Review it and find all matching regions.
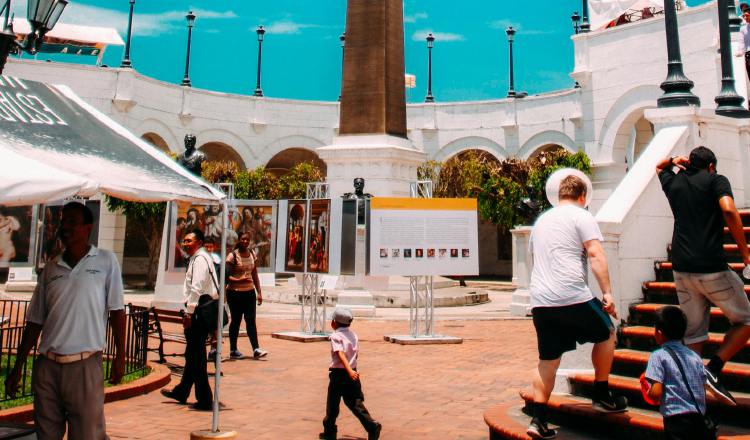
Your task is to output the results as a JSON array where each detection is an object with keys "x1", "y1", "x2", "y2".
[{"x1": 319, "y1": 308, "x2": 381, "y2": 440}]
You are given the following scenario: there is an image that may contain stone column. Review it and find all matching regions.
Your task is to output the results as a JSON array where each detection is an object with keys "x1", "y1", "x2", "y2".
[{"x1": 509, "y1": 226, "x2": 533, "y2": 317}]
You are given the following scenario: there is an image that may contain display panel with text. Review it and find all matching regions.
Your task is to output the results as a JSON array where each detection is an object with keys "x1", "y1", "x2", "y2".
[{"x1": 369, "y1": 198, "x2": 479, "y2": 276}]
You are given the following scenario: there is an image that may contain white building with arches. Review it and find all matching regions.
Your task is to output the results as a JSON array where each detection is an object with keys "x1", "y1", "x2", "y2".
[{"x1": 4, "y1": 1, "x2": 748, "y2": 280}]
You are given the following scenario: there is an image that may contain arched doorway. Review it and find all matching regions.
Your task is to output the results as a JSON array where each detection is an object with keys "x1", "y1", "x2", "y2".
[
  {"x1": 528, "y1": 144, "x2": 566, "y2": 160},
  {"x1": 141, "y1": 133, "x2": 170, "y2": 153},
  {"x1": 266, "y1": 148, "x2": 327, "y2": 177},
  {"x1": 199, "y1": 142, "x2": 246, "y2": 169},
  {"x1": 611, "y1": 108, "x2": 655, "y2": 170}
]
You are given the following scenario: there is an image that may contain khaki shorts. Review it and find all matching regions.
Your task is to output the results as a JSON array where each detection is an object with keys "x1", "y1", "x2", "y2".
[{"x1": 674, "y1": 270, "x2": 750, "y2": 345}]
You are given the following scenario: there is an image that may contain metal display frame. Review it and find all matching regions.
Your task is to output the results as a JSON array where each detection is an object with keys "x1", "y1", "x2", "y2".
[
  {"x1": 409, "y1": 181, "x2": 435, "y2": 338},
  {"x1": 299, "y1": 182, "x2": 330, "y2": 335}
]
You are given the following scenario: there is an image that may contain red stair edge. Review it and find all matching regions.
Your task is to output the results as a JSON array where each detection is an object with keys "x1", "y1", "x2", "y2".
[
  {"x1": 483, "y1": 403, "x2": 533, "y2": 440},
  {"x1": 516, "y1": 390, "x2": 750, "y2": 439},
  {"x1": 643, "y1": 281, "x2": 750, "y2": 294},
  {"x1": 614, "y1": 349, "x2": 750, "y2": 379},
  {"x1": 656, "y1": 262, "x2": 745, "y2": 271},
  {"x1": 518, "y1": 390, "x2": 663, "y2": 432},
  {"x1": 569, "y1": 373, "x2": 750, "y2": 408},
  {"x1": 621, "y1": 326, "x2": 750, "y2": 348},
  {"x1": 632, "y1": 303, "x2": 725, "y2": 319}
]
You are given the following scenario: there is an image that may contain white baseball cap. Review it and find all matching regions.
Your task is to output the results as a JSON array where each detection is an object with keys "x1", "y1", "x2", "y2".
[{"x1": 545, "y1": 168, "x2": 594, "y2": 208}]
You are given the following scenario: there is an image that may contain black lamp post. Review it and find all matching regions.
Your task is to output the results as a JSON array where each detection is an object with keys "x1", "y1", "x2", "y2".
[
  {"x1": 0, "y1": 0, "x2": 68, "y2": 74},
  {"x1": 254, "y1": 25, "x2": 265, "y2": 97},
  {"x1": 571, "y1": 11, "x2": 581, "y2": 34},
  {"x1": 728, "y1": 0, "x2": 742, "y2": 32},
  {"x1": 506, "y1": 26, "x2": 516, "y2": 98},
  {"x1": 181, "y1": 11, "x2": 195, "y2": 87},
  {"x1": 715, "y1": 0, "x2": 750, "y2": 117},
  {"x1": 656, "y1": 0, "x2": 700, "y2": 107},
  {"x1": 580, "y1": 0, "x2": 590, "y2": 33},
  {"x1": 339, "y1": 32, "x2": 345, "y2": 101},
  {"x1": 120, "y1": 0, "x2": 135, "y2": 68},
  {"x1": 425, "y1": 33, "x2": 435, "y2": 103}
]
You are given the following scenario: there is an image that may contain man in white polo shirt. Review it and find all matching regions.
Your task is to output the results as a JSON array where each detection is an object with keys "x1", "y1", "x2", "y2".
[{"x1": 5, "y1": 202, "x2": 126, "y2": 440}]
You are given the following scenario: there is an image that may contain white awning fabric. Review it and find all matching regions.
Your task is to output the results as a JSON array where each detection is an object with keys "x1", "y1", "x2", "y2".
[
  {"x1": 588, "y1": 0, "x2": 665, "y2": 30},
  {"x1": 12, "y1": 19, "x2": 124, "y2": 46},
  {"x1": 0, "y1": 77, "x2": 224, "y2": 206}
]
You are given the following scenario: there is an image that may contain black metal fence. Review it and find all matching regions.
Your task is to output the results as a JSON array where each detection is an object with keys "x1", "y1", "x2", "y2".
[{"x1": 0, "y1": 300, "x2": 151, "y2": 404}]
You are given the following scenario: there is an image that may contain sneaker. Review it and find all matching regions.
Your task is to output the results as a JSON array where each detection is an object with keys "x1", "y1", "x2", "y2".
[
  {"x1": 207, "y1": 348, "x2": 217, "y2": 362},
  {"x1": 592, "y1": 392, "x2": 628, "y2": 413},
  {"x1": 160, "y1": 388, "x2": 186, "y2": 404},
  {"x1": 705, "y1": 366, "x2": 737, "y2": 406},
  {"x1": 368, "y1": 422, "x2": 382, "y2": 440},
  {"x1": 526, "y1": 418, "x2": 557, "y2": 439},
  {"x1": 229, "y1": 350, "x2": 243, "y2": 359},
  {"x1": 318, "y1": 432, "x2": 336, "y2": 440},
  {"x1": 253, "y1": 348, "x2": 268, "y2": 359}
]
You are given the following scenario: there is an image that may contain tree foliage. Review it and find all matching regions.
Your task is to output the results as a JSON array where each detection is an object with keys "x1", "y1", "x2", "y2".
[
  {"x1": 104, "y1": 197, "x2": 165, "y2": 288},
  {"x1": 418, "y1": 148, "x2": 591, "y2": 230},
  {"x1": 200, "y1": 160, "x2": 325, "y2": 200}
]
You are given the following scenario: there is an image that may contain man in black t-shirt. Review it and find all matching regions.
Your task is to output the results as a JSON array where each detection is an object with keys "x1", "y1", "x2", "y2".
[{"x1": 657, "y1": 146, "x2": 750, "y2": 406}]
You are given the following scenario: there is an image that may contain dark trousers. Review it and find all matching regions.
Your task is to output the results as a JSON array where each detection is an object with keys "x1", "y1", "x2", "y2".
[
  {"x1": 171, "y1": 323, "x2": 212, "y2": 406},
  {"x1": 322, "y1": 369, "x2": 378, "y2": 437},
  {"x1": 227, "y1": 289, "x2": 259, "y2": 351},
  {"x1": 663, "y1": 413, "x2": 715, "y2": 440}
]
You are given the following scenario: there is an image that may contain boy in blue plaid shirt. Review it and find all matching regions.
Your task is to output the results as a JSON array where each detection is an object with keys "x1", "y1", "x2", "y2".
[{"x1": 642, "y1": 306, "x2": 717, "y2": 440}]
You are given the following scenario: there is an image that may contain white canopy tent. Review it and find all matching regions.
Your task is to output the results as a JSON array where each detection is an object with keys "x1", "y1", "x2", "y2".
[
  {"x1": 0, "y1": 77, "x2": 230, "y2": 434},
  {"x1": 588, "y1": 0, "x2": 667, "y2": 30},
  {"x1": 0, "y1": 147, "x2": 97, "y2": 206},
  {"x1": 12, "y1": 19, "x2": 124, "y2": 65}
]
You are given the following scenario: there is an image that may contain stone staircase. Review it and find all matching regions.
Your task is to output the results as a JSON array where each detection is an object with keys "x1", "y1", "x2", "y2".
[{"x1": 485, "y1": 211, "x2": 750, "y2": 439}]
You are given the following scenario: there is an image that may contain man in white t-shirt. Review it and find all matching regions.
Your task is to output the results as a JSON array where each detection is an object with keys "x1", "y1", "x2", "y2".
[{"x1": 525, "y1": 175, "x2": 626, "y2": 439}]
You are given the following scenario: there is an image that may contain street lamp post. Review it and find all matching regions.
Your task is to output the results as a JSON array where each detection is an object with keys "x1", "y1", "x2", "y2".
[
  {"x1": 339, "y1": 32, "x2": 345, "y2": 101},
  {"x1": 571, "y1": 11, "x2": 581, "y2": 34},
  {"x1": 656, "y1": 0, "x2": 700, "y2": 107},
  {"x1": 254, "y1": 25, "x2": 265, "y2": 97},
  {"x1": 506, "y1": 26, "x2": 516, "y2": 98},
  {"x1": 181, "y1": 11, "x2": 195, "y2": 87},
  {"x1": 120, "y1": 0, "x2": 135, "y2": 68},
  {"x1": 580, "y1": 0, "x2": 590, "y2": 33},
  {"x1": 425, "y1": 33, "x2": 435, "y2": 103},
  {"x1": 0, "y1": 0, "x2": 68, "y2": 74},
  {"x1": 715, "y1": 0, "x2": 750, "y2": 116}
]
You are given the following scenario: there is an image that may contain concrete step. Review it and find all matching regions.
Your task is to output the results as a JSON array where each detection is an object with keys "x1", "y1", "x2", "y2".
[
  {"x1": 619, "y1": 325, "x2": 750, "y2": 363},
  {"x1": 612, "y1": 348, "x2": 750, "y2": 393},
  {"x1": 569, "y1": 373, "x2": 750, "y2": 425},
  {"x1": 492, "y1": 390, "x2": 750, "y2": 440},
  {"x1": 652, "y1": 261, "x2": 745, "y2": 282},
  {"x1": 629, "y1": 302, "x2": 732, "y2": 333},
  {"x1": 641, "y1": 281, "x2": 750, "y2": 304}
]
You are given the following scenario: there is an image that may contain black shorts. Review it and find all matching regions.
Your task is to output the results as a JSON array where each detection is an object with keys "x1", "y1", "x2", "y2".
[{"x1": 532, "y1": 298, "x2": 614, "y2": 361}]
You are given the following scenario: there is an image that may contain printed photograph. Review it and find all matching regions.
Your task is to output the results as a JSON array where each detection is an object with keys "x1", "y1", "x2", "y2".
[
  {"x1": 462, "y1": 249, "x2": 470, "y2": 258},
  {"x1": 306, "y1": 200, "x2": 331, "y2": 273},
  {"x1": 285, "y1": 200, "x2": 307, "y2": 272},
  {"x1": 38, "y1": 201, "x2": 100, "y2": 269},
  {"x1": 380, "y1": 248, "x2": 388, "y2": 258},
  {"x1": 415, "y1": 248, "x2": 424, "y2": 258},
  {"x1": 171, "y1": 202, "x2": 276, "y2": 271},
  {"x1": 0, "y1": 206, "x2": 34, "y2": 267},
  {"x1": 427, "y1": 248, "x2": 435, "y2": 258},
  {"x1": 438, "y1": 249, "x2": 447, "y2": 258},
  {"x1": 403, "y1": 249, "x2": 412, "y2": 258},
  {"x1": 392, "y1": 248, "x2": 400, "y2": 258},
  {"x1": 451, "y1": 249, "x2": 459, "y2": 258}
]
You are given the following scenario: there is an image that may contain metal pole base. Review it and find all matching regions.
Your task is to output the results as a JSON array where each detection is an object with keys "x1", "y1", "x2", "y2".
[
  {"x1": 120, "y1": 59, "x2": 132, "y2": 68},
  {"x1": 254, "y1": 88, "x2": 264, "y2": 97},
  {"x1": 424, "y1": 94, "x2": 434, "y2": 103},
  {"x1": 190, "y1": 430, "x2": 237, "y2": 439},
  {"x1": 181, "y1": 78, "x2": 192, "y2": 87},
  {"x1": 506, "y1": 90, "x2": 516, "y2": 98},
  {"x1": 658, "y1": 65, "x2": 701, "y2": 108},
  {"x1": 715, "y1": 83, "x2": 750, "y2": 118}
]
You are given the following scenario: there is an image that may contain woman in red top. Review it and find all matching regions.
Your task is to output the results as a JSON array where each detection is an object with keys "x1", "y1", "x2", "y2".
[{"x1": 226, "y1": 232, "x2": 268, "y2": 359}]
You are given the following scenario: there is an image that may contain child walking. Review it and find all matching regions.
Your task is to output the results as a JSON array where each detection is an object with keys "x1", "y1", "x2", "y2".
[
  {"x1": 642, "y1": 306, "x2": 717, "y2": 440},
  {"x1": 320, "y1": 308, "x2": 381, "y2": 440}
]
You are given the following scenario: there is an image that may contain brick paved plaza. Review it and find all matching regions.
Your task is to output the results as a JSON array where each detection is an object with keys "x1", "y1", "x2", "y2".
[{"x1": 105, "y1": 305, "x2": 536, "y2": 439}]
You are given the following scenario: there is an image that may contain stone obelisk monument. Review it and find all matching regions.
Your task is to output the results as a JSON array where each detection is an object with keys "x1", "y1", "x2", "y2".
[{"x1": 318, "y1": 0, "x2": 426, "y2": 197}]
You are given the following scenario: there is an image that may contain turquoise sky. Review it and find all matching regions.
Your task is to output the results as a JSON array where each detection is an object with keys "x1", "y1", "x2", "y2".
[{"x1": 22, "y1": 0, "x2": 711, "y2": 102}]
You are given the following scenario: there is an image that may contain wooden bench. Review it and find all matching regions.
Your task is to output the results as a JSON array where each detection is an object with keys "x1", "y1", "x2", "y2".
[{"x1": 147, "y1": 308, "x2": 214, "y2": 364}]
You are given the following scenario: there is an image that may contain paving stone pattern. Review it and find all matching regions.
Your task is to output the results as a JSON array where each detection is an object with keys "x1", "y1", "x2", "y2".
[{"x1": 105, "y1": 317, "x2": 536, "y2": 439}]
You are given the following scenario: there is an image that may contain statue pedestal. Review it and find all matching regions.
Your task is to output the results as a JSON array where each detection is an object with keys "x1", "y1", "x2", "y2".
[
  {"x1": 509, "y1": 226, "x2": 533, "y2": 317},
  {"x1": 317, "y1": 134, "x2": 426, "y2": 198}
]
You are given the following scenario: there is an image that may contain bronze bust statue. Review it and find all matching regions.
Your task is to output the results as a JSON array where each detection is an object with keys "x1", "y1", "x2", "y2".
[
  {"x1": 343, "y1": 177, "x2": 373, "y2": 200},
  {"x1": 177, "y1": 134, "x2": 206, "y2": 177}
]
